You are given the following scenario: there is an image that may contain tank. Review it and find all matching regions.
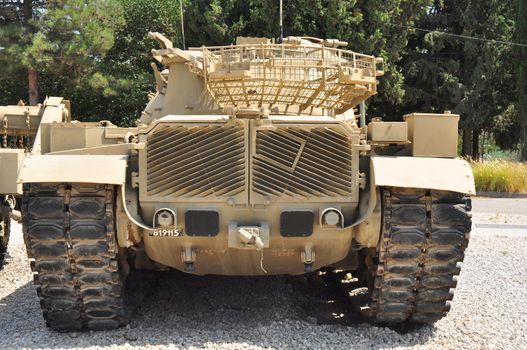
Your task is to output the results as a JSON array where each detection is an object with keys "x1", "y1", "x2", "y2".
[
  {"x1": 0, "y1": 100, "x2": 67, "y2": 267},
  {"x1": 17, "y1": 33, "x2": 475, "y2": 331}
]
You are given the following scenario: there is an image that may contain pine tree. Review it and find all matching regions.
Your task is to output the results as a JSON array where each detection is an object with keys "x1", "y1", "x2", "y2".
[
  {"x1": 0, "y1": 1, "x2": 124, "y2": 105},
  {"x1": 514, "y1": 0, "x2": 527, "y2": 160},
  {"x1": 403, "y1": 0, "x2": 515, "y2": 159}
]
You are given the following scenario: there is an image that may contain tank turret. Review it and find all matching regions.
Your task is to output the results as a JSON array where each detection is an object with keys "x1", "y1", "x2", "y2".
[{"x1": 141, "y1": 32, "x2": 384, "y2": 124}]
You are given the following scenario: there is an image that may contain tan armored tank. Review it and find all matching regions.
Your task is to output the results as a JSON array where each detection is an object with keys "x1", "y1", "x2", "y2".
[
  {"x1": 17, "y1": 34, "x2": 475, "y2": 331},
  {"x1": 0, "y1": 100, "x2": 66, "y2": 267}
]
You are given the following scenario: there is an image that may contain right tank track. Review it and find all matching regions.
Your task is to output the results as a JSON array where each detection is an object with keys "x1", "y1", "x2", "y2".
[{"x1": 368, "y1": 188, "x2": 472, "y2": 323}]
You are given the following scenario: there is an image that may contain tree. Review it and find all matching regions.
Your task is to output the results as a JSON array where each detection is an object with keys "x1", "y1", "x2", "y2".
[
  {"x1": 0, "y1": 0, "x2": 521, "y2": 160},
  {"x1": 514, "y1": 0, "x2": 527, "y2": 160},
  {"x1": 0, "y1": 1, "x2": 45, "y2": 105},
  {"x1": 0, "y1": 1, "x2": 124, "y2": 105},
  {"x1": 219, "y1": 0, "x2": 430, "y2": 119},
  {"x1": 70, "y1": 0, "x2": 187, "y2": 126},
  {"x1": 98, "y1": 0, "x2": 435, "y2": 126},
  {"x1": 402, "y1": 0, "x2": 516, "y2": 159},
  {"x1": 185, "y1": 0, "x2": 246, "y2": 47}
]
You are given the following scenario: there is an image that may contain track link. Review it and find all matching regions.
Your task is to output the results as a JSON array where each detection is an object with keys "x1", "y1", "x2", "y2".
[
  {"x1": 0, "y1": 214, "x2": 9, "y2": 269},
  {"x1": 22, "y1": 183, "x2": 129, "y2": 331},
  {"x1": 369, "y1": 188, "x2": 471, "y2": 324}
]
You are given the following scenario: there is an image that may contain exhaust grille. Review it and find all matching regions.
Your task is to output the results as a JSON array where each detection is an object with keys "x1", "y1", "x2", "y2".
[
  {"x1": 253, "y1": 127, "x2": 352, "y2": 199},
  {"x1": 146, "y1": 124, "x2": 246, "y2": 198}
]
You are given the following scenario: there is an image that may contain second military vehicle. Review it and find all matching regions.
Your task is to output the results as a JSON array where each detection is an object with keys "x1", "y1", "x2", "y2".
[
  {"x1": 0, "y1": 100, "x2": 65, "y2": 268},
  {"x1": 17, "y1": 34, "x2": 474, "y2": 331}
]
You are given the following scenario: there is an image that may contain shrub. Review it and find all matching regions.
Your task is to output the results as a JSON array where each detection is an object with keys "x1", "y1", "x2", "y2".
[{"x1": 471, "y1": 161, "x2": 527, "y2": 193}]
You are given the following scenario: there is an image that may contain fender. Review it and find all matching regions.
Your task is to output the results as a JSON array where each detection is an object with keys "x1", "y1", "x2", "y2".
[
  {"x1": 370, "y1": 156, "x2": 476, "y2": 195},
  {"x1": 17, "y1": 154, "x2": 127, "y2": 185},
  {"x1": 0, "y1": 149, "x2": 25, "y2": 195},
  {"x1": 352, "y1": 156, "x2": 475, "y2": 249}
]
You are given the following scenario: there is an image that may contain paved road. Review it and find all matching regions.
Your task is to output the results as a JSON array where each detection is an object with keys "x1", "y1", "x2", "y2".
[{"x1": 472, "y1": 197, "x2": 527, "y2": 215}]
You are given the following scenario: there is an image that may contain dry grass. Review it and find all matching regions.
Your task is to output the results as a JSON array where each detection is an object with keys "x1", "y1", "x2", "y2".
[{"x1": 471, "y1": 161, "x2": 527, "y2": 193}]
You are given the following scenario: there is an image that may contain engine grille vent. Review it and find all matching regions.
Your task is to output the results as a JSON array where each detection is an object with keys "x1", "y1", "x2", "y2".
[
  {"x1": 253, "y1": 127, "x2": 352, "y2": 199},
  {"x1": 146, "y1": 125, "x2": 246, "y2": 198}
]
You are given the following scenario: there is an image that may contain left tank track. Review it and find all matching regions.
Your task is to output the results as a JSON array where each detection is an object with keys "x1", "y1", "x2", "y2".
[{"x1": 22, "y1": 183, "x2": 129, "y2": 331}]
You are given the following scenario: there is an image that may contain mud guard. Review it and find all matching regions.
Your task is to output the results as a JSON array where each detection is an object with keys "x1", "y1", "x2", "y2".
[
  {"x1": 353, "y1": 156, "x2": 475, "y2": 249},
  {"x1": 17, "y1": 155, "x2": 127, "y2": 185},
  {"x1": 370, "y1": 156, "x2": 476, "y2": 195},
  {"x1": 0, "y1": 149, "x2": 25, "y2": 194}
]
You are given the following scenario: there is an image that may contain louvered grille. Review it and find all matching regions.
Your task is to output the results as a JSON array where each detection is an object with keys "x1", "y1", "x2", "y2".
[
  {"x1": 146, "y1": 124, "x2": 246, "y2": 198},
  {"x1": 253, "y1": 127, "x2": 352, "y2": 199}
]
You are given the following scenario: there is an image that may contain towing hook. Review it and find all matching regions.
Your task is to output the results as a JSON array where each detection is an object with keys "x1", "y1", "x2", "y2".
[
  {"x1": 184, "y1": 261, "x2": 195, "y2": 273},
  {"x1": 304, "y1": 262, "x2": 314, "y2": 273}
]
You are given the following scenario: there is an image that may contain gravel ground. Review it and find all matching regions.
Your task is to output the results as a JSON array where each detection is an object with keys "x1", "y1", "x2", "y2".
[
  {"x1": 472, "y1": 212, "x2": 527, "y2": 225},
  {"x1": 1, "y1": 201, "x2": 526, "y2": 350}
]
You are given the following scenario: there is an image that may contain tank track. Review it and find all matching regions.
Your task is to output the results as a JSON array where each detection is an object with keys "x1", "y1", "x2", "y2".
[
  {"x1": 0, "y1": 215, "x2": 10, "y2": 269},
  {"x1": 369, "y1": 188, "x2": 471, "y2": 323},
  {"x1": 22, "y1": 183, "x2": 129, "y2": 331}
]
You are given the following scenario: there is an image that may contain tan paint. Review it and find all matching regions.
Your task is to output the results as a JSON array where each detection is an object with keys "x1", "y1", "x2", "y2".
[
  {"x1": 18, "y1": 155, "x2": 128, "y2": 185},
  {"x1": 353, "y1": 187, "x2": 382, "y2": 248},
  {"x1": 0, "y1": 105, "x2": 42, "y2": 136},
  {"x1": 136, "y1": 115, "x2": 363, "y2": 206},
  {"x1": 0, "y1": 149, "x2": 25, "y2": 194},
  {"x1": 132, "y1": 112, "x2": 364, "y2": 275},
  {"x1": 0, "y1": 97, "x2": 68, "y2": 195},
  {"x1": 50, "y1": 123, "x2": 117, "y2": 152},
  {"x1": 48, "y1": 143, "x2": 143, "y2": 156},
  {"x1": 116, "y1": 187, "x2": 141, "y2": 248},
  {"x1": 367, "y1": 121, "x2": 408, "y2": 142},
  {"x1": 405, "y1": 113, "x2": 459, "y2": 158},
  {"x1": 141, "y1": 204, "x2": 356, "y2": 276},
  {"x1": 140, "y1": 61, "x2": 215, "y2": 124},
  {"x1": 371, "y1": 156, "x2": 476, "y2": 195},
  {"x1": 31, "y1": 102, "x2": 69, "y2": 155}
]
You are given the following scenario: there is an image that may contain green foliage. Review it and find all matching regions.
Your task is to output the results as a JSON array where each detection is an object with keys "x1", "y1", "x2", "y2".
[
  {"x1": 514, "y1": 0, "x2": 527, "y2": 159},
  {"x1": 0, "y1": 1, "x2": 123, "y2": 72},
  {"x1": 0, "y1": 0, "x2": 124, "y2": 111},
  {"x1": 0, "y1": 0, "x2": 459, "y2": 125},
  {"x1": 69, "y1": 0, "x2": 186, "y2": 126},
  {"x1": 493, "y1": 104, "x2": 523, "y2": 152},
  {"x1": 402, "y1": 0, "x2": 516, "y2": 135},
  {"x1": 471, "y1": 161, "x2": 527, "y2": 193},
  {"x1": 0, "y1": 0, "x2": 524, "y2": 158},
  {"x1": 185, "y1": 0, "x2": 246, "y2": 46},
  {"x1": 0, "y1": 68, "x2": 27, "y2": 104},
  {"x1": 183, "y1": 0, "x2": 432, "y2": 119}
]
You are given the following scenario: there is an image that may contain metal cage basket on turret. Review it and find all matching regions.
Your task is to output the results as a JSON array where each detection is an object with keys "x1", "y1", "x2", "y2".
[{"x1": 189, "y1": 40, "x2": 384, "y2": 116}]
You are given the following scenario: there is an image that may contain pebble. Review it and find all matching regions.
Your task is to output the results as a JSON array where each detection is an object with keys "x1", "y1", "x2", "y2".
[
  {"x1": 0, "y1": 210, "x2": 526, "y2": 350},
  {"x1": 124, "y1": 331, "x2": 138, "y2": 341}
]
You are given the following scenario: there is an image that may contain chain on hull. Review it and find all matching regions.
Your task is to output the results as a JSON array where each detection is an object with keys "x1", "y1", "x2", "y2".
[
  {"x1": 22, "y1": 183, "x2": 129, "y2": 331},
  {"x1": 369, "y1": 188, "x2": 471, "y2": 323}
]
